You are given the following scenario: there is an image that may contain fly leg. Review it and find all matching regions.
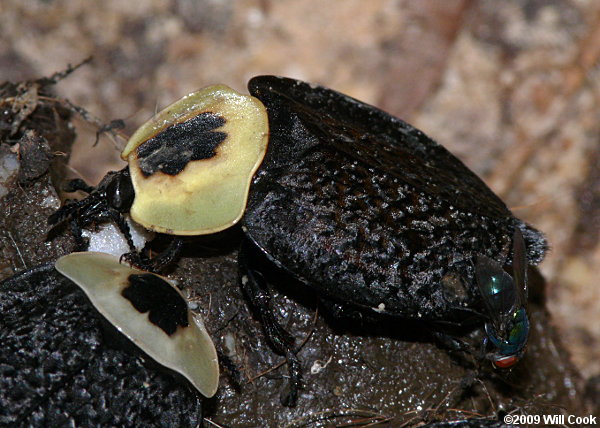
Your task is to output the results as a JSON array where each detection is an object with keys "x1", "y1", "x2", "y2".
[
  {"x1": 431, "y1": 330, "x2": 471, "y2": 352},
  {"x1": 429, "y1": 323, "x2": 478, "y2": 370},
  {"x1": 239, "y1": 240, "x2": 302, "y2": 407}
]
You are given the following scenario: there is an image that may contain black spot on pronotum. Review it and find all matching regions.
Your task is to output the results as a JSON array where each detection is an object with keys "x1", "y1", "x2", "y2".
[
  {"x1": 122, "y1": 273, "x2": 189, "y2": 335},
  {"x1": 136, "y1": 112, "x2": 227, "y2": 177}
]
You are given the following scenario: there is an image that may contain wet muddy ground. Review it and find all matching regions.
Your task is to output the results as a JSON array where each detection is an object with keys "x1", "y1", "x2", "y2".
[
  {"x1": 0, "y1": 63, "x2": 595, "y2": 427},
  {"x1": 2, "y1": 1, "x2": 600, "y2": 425},
  {"x1": 2, "y1": 1, "x2": 600, "y2": 380}
]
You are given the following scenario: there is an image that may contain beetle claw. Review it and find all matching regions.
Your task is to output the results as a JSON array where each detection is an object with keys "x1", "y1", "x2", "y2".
[
  {"x1": 120, "y1": 251, "x2": 148, "y2": 269},
  {"x1": 280, "y1": 350, "x2": 302, "y2": 407},
  {"x1": 69, "y1": 218, "x2": 88, "y2": 251},
  {"x1": 119, "y1": 239, "x2": 183, "y2": 273}
]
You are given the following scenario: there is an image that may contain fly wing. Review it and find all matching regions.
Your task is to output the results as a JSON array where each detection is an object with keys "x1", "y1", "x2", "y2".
[
  {"x1": 511, "y1": 228, "x2": 528, "y2": 306},
  {"x1": 475, "y1": 255, "x2": 519, "y2": 326}
]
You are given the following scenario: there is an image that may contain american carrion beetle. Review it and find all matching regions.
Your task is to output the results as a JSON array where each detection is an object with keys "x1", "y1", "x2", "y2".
[
  {"x1": 237, "y1": 75, "x2": 547, "y2": 405},
  {"x1": 55, "y1": 251, "x2": 219, "y2": 398},
  {"x1": 49, "y1": 84, "x2": 269, "y2": 260},
  {"x1": 49, "y1": 75, "x2": 548, "y2": 406}
]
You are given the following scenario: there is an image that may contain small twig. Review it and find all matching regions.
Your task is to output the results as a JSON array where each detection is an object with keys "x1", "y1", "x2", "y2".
[
  {"x1": 282, "y1": 408, "x2": 389, "y2": 428},
  {"x1": 62, "y1": 98, "x2": 128, "y2": 144},
  {"x1": 249, "y1": 357, "x2": 286, "y2": 382},
  {"x1": 399, "y1": 380, "x2": 488, "y2": 427},
  {"x1": 445, "y1": 408, "x2": 484, "y2": 417},
  {"x1": 362, "y1": 417, "x2": 393, "y2": 428},
  {"x1": 204, "y1": 418, "x2": 229, "y2": 428},
  {"x1": 32, "y1": 96, "x2": 128, "y2": 149},
  {"x1": 35, "y1": 57, "x2": 92, "y2": 86},
  {"x1": 212, "y1": 311, "x2": 239, "y2": 335},
  {"x1": 295, "y1": 304, "x2": 319, "y2": 351},
  {"x1": 7, "y1": 232, "x2": 27, "y2": 269},
  {"x1": 476, "y1": 377, "x2": 495, "y2": 414},
  {"x1": 94, "y1": 119, "x2": 125, "y2": 147}
]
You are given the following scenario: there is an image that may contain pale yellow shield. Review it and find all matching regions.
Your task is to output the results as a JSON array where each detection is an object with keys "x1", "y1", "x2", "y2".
[{"x1": 122, "y1": 85, "x2": 269, "y2": 235}]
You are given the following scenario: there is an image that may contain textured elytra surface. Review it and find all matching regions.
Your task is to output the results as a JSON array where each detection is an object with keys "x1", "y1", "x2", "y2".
[
  {"x1": 0, "y1": 264, "x2": 203, "y2": 427},
  {"x1": 244, "y1": 76, "x2": 547, "y2": 320}
]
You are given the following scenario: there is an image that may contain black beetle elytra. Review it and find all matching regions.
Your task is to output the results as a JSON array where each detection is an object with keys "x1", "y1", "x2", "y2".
[
  {"x1": 49, "y1": 75, "x2": 547, "y2": 407},
  {"x1": 244, "y1": 76, "x2": 545, "y2": 317},
  {"x1": 239, "y1": 76, "x2": 546, "y2": 404}
]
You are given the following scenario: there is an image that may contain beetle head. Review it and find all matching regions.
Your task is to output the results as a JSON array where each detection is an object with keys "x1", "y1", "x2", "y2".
[{"x1": 103, "y1": 168, "x2": 134, "y2": 212}]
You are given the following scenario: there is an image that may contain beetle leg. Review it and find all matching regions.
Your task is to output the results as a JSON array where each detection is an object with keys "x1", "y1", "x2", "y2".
[
  {"x1": 63, "y1": 178, "x2": 95, "y2": 194},
  {"x1": 479, "y1": 336, "x2": 491, "y2": 361},
  {"x1": 120, "y1": 251, "x2": 149, "y2": 270},
  {"x1": 105, "y1": 208, "x2": 158, "y2": 272},
  {"x1": 107, "y1": 209, "x2": 137, "y2": 253},
  {"x1": 69, "y1": 218, "x2": 88, "y2": 251},
  {"x1": 151, "y1": 238, "x2": 183, "y2": 270},
  {"x1": 120, "y1": 238, "x2": 183, "y2": 273},
  {"x1": 48, "y1": 197, "x2": 91, "y2": 226},
  {"x1": 281, "y1": 350, "x2": 301, "y2": 407},
  {"x1": 144, "y1": 238, "x2": 184, "y2": 272},
  {"x1": 239, "y1": 247, "x2": 302, "y2": 407}
]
